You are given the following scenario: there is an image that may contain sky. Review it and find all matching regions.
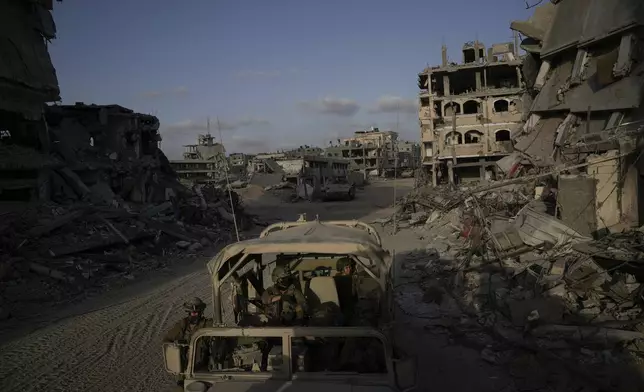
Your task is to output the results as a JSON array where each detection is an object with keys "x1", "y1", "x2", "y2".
[{"x1": 49, "y1": 0, "x2": 534, "y2": 159}]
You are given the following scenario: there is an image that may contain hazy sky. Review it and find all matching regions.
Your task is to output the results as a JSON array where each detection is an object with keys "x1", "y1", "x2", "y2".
[{"x1": 50, "y1": 0, "x2": 532, "y2": 159}]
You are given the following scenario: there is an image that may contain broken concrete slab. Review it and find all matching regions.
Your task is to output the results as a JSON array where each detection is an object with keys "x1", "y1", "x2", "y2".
[{"x1": 176, "y1": 241, "x2": 191, "y2": 249}]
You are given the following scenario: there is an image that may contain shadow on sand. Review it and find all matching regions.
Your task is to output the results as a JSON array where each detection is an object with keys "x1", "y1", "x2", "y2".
[{"x1": 393, "y1": 248, "x2": 644, "y2": 392}]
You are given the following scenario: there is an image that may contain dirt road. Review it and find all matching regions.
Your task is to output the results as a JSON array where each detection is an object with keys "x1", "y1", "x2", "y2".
[
  {"x1": 0, "y1": 180, "x2": 418, "y2": 392},
  {"x1": 0, "y1": 179, "x2": 528, "y2": 391}
]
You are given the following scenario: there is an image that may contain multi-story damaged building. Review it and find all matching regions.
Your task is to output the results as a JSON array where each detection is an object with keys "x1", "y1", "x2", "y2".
[
  {"x1": 325, "y1": 127, "x2": 399, "y2": 175},
  {"x1": 418, "y1": 41, "x2": 524, "y2": 184},
  {"x1": 1, "y1": 102, "x2": 180, "y2": 204},
  {"x1": 170, "y1": 134, "x2": 229, "y2": 185},
  {"x1": 509, "y1": 0, "x2": 644, "y2": 233},
  {"x1": 228, "y1": 152, "x2": 252, "y2": 168},
  {"x1": 396, "y1": 141, "x2": 422, "y2": 170}
]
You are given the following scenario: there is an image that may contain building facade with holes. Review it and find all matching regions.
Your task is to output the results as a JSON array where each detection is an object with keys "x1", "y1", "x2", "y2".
[{"x1": 418, "y1": 40, "x2": 525, "y2": 184}]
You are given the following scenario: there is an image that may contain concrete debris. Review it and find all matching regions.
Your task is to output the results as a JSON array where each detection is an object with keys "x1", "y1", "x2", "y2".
[
  {"x1": 0, "y1": 103, "x2": 258, "y2": 319},
  {"x1": 394, "y1": 165, "x2": 644, "y2": 390}
]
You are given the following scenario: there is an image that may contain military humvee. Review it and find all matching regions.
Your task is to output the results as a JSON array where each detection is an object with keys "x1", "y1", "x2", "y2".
[
  {"x1": 162, "y1": 217, "x2": 417, "y2": 391},
  {"x1": 321, "y1": 177, "x2": 356, "y2": 201}
]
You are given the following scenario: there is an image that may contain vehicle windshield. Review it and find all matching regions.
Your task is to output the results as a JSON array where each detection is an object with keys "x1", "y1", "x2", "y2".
[{"x1": 189, "y1": 328, "x2": 388, "y2": 379}]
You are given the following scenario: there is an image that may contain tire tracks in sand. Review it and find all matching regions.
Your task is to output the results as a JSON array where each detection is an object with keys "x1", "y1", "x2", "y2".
[{"x1": 0, "y1": 270, "x2": 221, "y2": 392}]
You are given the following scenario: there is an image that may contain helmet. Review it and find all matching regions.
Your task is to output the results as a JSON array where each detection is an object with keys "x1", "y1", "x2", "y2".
[
  {"x1": 183, "y1": 297, "x2": 206, "y2": 313},
  {"x1": 272, "y1": 265, "x2": 291, "y2": 288},
  {"x1": 336, "y1": 257, "x2": 356, "y2": 272}
]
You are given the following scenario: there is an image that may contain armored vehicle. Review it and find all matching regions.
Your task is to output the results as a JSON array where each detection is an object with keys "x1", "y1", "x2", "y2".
[{"x1": 162, "y1": 217, "x2": 416, "y2": 391}]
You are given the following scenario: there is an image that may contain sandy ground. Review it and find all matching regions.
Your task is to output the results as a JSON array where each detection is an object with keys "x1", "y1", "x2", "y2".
[{"x1": 0, "y1": 179, "x2": 513, "y2": 392}]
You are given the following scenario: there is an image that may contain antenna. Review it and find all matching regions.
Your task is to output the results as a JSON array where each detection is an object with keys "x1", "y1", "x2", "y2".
[
  {"x1": 216, "y1": 116, "x2": 241, "y2": 242},
  {"x1": 392, "y1": 102, "x2": 399, "y2": 235}
]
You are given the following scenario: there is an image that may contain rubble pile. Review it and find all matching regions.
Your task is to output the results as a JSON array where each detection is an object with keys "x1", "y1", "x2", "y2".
[
  {"x1": 263, "y1": 182, "x2": 297, "y2": 203},
  {"x1": 0, "y1": 104, "x2": 257, "y2": 319},
  {"x1": 0, "y1": 185, "x2": 247, "y2": 286},
  {"x1": 389, "y1": 183, "x2": 644, "y2": 390}
]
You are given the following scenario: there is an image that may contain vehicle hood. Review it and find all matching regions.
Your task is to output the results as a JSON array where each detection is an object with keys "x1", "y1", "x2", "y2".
[{"x1": 204, "y1": 380, "x2": 392, "y2": 392}]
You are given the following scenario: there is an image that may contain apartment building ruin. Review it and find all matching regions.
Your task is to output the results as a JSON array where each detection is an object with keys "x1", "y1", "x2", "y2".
[
  {"x1": 170, "y1": 134, "x2": 228, "y2": 185},
  {"x1": 418, "y1": 40, "x2": 524, "y2": 184},
  {"x1": 510, "y1": 0, "x2": 644, "y2": 232},
  {"x1": 325, "y1": 127, "x2": 398, "y2": 175}
]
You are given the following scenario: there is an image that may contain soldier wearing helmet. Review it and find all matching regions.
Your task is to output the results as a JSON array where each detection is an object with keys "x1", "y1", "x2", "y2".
[
  {"x1": 336, "y1": 257, "x2": 357, "y2": 276},
  {"x1": 163, "y1": 297, "x2": 213, "y2": 387},
  {"x1": 261, "y1": 263, "x2": 308, "y2": 325},
  {"x1": 334, "y1": 257, "x2": 359, "y2": 325}
]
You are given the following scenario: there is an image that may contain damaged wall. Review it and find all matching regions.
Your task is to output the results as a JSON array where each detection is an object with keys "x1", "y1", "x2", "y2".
[
  {"x1": 0, "y1": 103, "x2": 180, "y2": 205},
  {"x1": 0, "y1": 0, "x2": 60, "y2": 120},
  {"x1": 510, "y1": 0, "x2": 644, "y2": 228}
]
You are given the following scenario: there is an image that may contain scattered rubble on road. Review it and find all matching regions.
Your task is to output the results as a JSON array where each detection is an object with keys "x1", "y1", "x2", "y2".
[{"x1": 263, "y1": 181, "x2": 298, "y2": 203}]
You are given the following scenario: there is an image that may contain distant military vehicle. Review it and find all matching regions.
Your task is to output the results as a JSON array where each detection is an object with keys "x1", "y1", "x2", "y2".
[{"x1": 321, "y1": 177, "x2": 356, "y2": 201}]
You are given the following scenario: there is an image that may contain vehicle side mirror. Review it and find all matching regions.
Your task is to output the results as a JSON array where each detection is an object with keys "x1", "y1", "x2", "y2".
[
  {"x1": 162, "y1": 343, "x2": 185, "y2": 375},
  {"x1": 393, "y1": 356, "x2": 417, "y2": 391}
]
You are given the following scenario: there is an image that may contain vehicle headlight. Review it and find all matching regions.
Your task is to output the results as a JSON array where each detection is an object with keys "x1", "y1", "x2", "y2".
[{"x1": 185, "y1": 381, "x2": 207, "y2": 392}]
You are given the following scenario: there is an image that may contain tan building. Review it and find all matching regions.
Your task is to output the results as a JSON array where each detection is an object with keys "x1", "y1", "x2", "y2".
[
  {"x1": 325, "y1": 127, "x2": 398, "y2": 175},
  {"x1": 170, "y1": 134, "x2": 228, "y2": 184},
  {"x1": 418, "y1": 40, "x2": 524, "y2": 184}
]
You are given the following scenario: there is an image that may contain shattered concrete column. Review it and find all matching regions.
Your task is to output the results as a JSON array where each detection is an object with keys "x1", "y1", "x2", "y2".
[
  {"x1": 443, "y1": 75, "x2": 450, "y2": 96},
  {"x1": 447, "y1": 161, "x2": 454, "y2": 185},
  {"x1": 479, "y1": 158, "x2": 486, "y2": 180},
  {"x1": 554, "y1": 113, "x2": 578, "y2": 147},
  {"x1": 431, "y1": 164, "x2": 438, "y2": 187},
  {"x1": 570, "y1": 49, "x2": 589, "y2": 85},
  {"x1": 588, "y1": 151, "x2": 621, "y2": 231},
  {"x1": 614, "y1": 33, "x2": 635, "y2": 79},
  {"x1": 621, "y1": 161, "x2": 641, "y2": 227},
  {"x1": 534, "y1": 60, "x2": 551, "y2": 90},
  {"x1": 475, "y1": 71, "x2": 482, "y2": 90}
]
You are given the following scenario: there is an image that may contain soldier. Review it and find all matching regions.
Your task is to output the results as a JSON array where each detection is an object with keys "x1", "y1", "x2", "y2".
[
  {"x1": 336, "y1": 257, "x2": 357, "y2": 276},
  {"x1": 334, "y1": 257, "x2": 359, "y2": 325},
  {"x1": 261, "y1": 265, "x2": 308, "y2": 325},
  {"x1": 163, "y1": 297, "x2": 213, "y2": 388}
]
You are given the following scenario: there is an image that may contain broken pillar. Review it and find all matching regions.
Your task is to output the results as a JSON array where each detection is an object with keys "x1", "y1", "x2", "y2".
[
  {"x1": 479, "y1": 158, "x2": 486, "y2": 180},
  {"x1": 447, "y1": 161, "x2": 454, "y2": 185},
  {"x1": 534, "y1": 60, "x2": 551, "y2": 90},
  {"x1": 587, "y1": 151, "x2": 621, "y2": 231},
  {"x1": 557, "y1": 175, "x2": 597, "y2": 236},
  {"x1": 621, "y1": 155, "x2": 642, "y2": 228}
]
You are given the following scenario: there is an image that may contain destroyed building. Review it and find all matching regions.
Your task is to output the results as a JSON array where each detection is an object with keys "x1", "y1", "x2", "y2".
[
  {"x1": 43, "y1": 103, "x2": 179, "y2": 205},
  {"x1": 325, "y1": 127, "x2": 398, "y2": 175},
  {"x1": 0, "y1": 0, "x2": 60, "y2": 121},
  {"x1": 228, "y1": 152, "x2": 251, "y2": 168},
  {"x1": 396, "y1": 141, "x2": 422, "y2": 170},
  {"x1": 170, "y1": 133, "x2": 229, "y2": 185},
  {"x1": 509, "y1": 0, "x2": 644, "y2": 233},
  {"x1": 418, "y1": 40, "x2": 524, "y2": 184}
]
